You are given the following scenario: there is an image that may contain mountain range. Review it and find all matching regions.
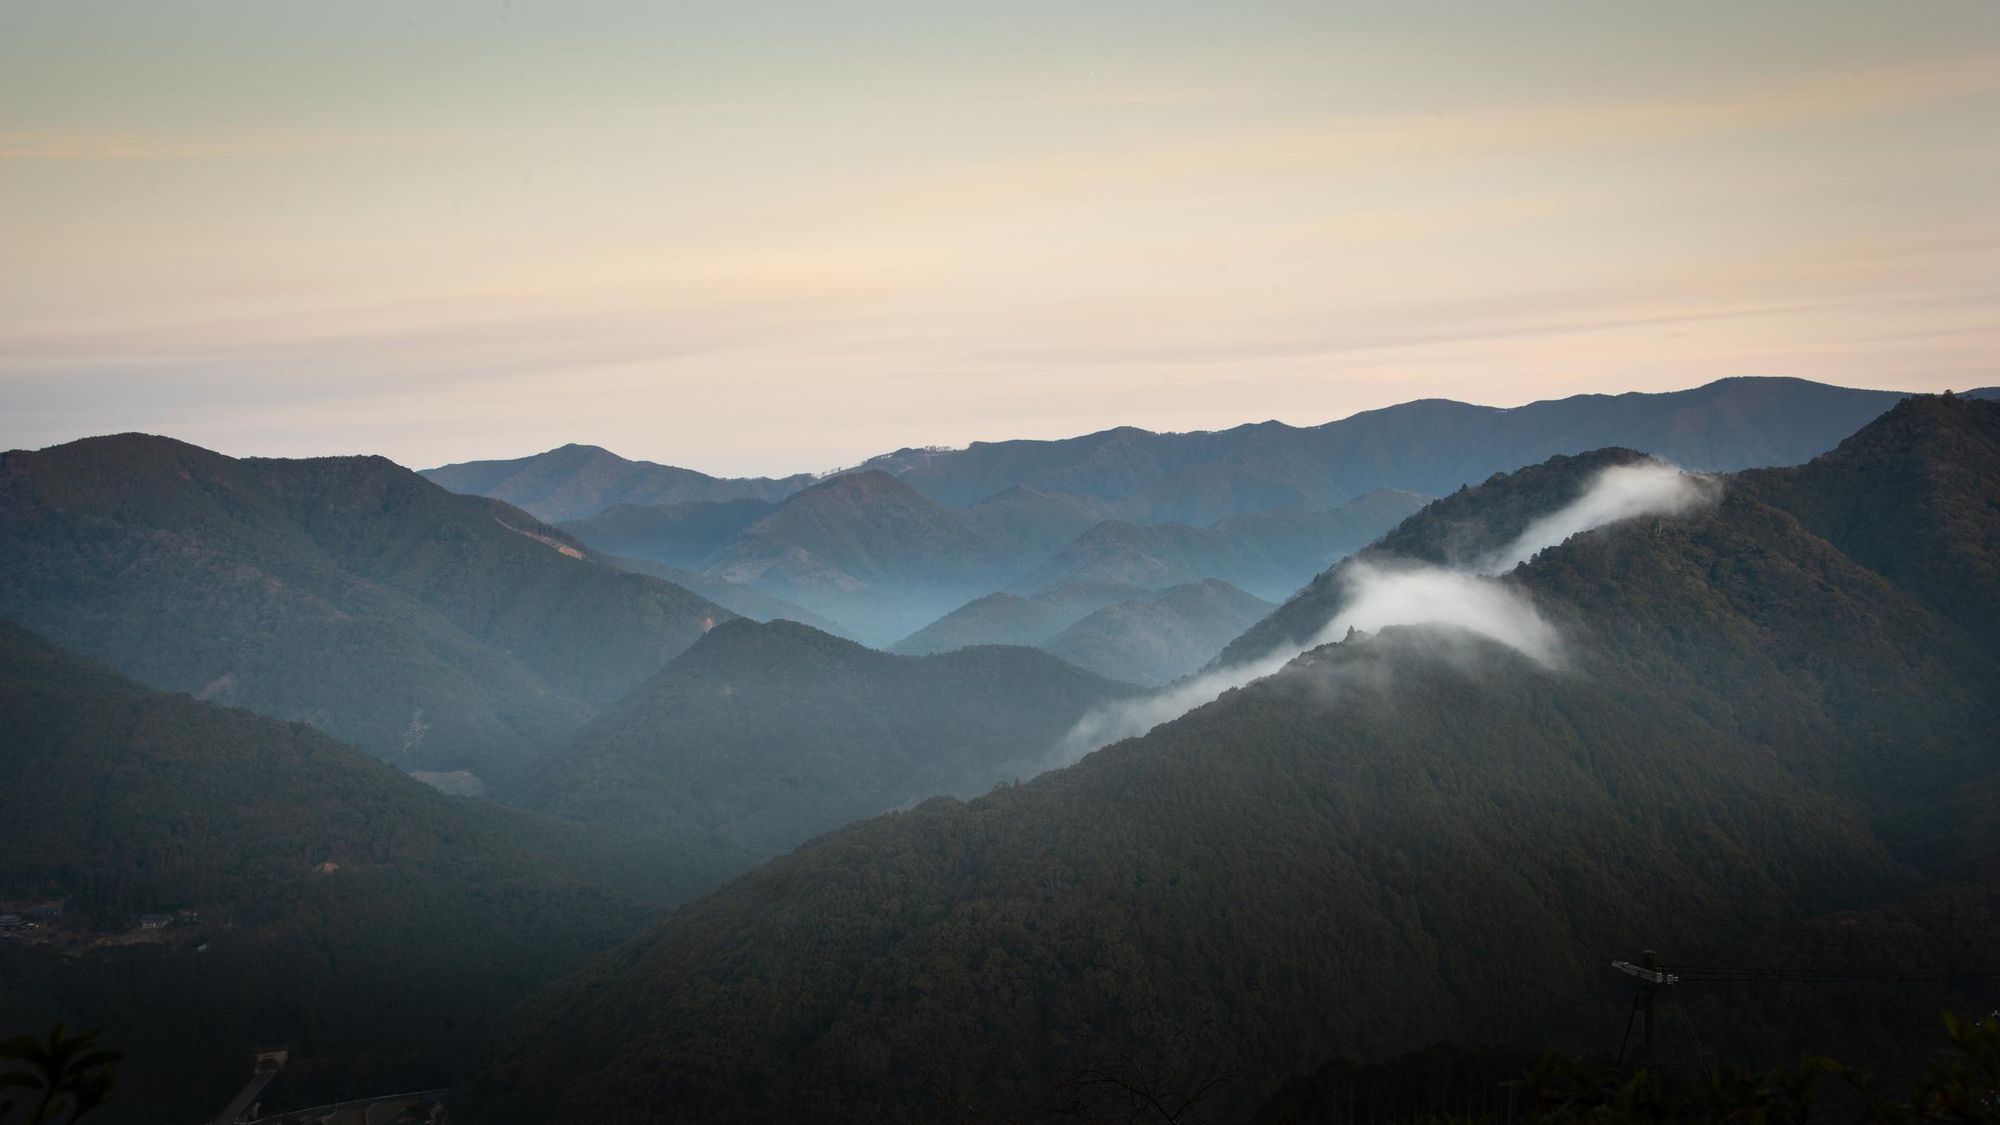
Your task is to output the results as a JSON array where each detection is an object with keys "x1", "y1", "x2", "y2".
[
  {"x1": 6, "y1": 380, "x2": 1998, "y2": 1124},
  {"x1": 428, "y1": 378, "x2": 1992, "y2": 524},
  {"x1": 461, "y1": 394, "x2": 2000, "y2": 1124},
  {"x1": 0, "y1": 435, "x2": 733, "y2": 781},
  {"x1": 428, "y1": 377, "x2": 1994, "y2": 648}
]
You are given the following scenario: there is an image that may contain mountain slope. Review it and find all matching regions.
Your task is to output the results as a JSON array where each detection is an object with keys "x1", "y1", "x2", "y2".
[
  {"x1": 1041, "y1": 579, "x2": 1274, "y2": 686},
  {"x1": 0, "y1": 434, "x2": 732, "y2": 776},
  {"x1": 423, "y1": 443, "x2": 811, "y2": 522},
  {"x1": 464, "y1": 397, "x2": 2000, "y2": 1124},
  {"x1": 0, "y1": 620, "x2": 746, "y2": 1125},
  {"x1": 516, "y1": 618, "x2": 1141, "y2": 854}
]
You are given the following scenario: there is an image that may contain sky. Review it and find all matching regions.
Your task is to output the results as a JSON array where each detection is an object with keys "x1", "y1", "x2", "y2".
[{"x1": 2, "y1": 1, "x2": 1996, "y2": 475}]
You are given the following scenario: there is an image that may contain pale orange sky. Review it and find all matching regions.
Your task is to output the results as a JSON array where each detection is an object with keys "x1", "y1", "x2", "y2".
[{"x1": 2, "y1": 1, "x2": 1996, "y2": 474}]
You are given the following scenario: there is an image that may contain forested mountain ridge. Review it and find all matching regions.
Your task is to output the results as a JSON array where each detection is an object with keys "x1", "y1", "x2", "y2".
[
  {"x1": 0, "y1": 620, "x2": 747, "y2": 1125},
  {"x1": 1734, "y1": 393, "x2": 2000, "y2": 658},
  {"x1": 0, "y1": 433, "x2": 733, "y2": 776},
  {"x1": 514, "y1": 617, "x2": 1141, "y2": 854},
  {"x1": 463, "y1": 396, "x2": 2000, "y2": 1125}
]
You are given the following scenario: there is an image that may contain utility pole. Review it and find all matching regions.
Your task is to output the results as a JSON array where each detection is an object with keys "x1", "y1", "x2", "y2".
[{"x1": 1611, "y1": 950, "x2": 1679, "y2": 1066}]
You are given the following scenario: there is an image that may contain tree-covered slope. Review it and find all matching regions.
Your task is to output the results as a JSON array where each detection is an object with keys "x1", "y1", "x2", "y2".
[
  {"x1": 516, "y1": 618, "x2": 1141, "y2": 855},
  {"x1": 0, "y1": 434, "x2": 733, "y2": 776},
  {"x1": 462, "y1": 397, "x2": 2000, "y2": 1125},
  {"x1": 0, "y1": 620, "x2": 746, "y2": 1125}
]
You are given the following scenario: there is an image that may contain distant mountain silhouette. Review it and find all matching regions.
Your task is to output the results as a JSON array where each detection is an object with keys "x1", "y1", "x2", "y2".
[
  {"x1": 858, "y1": 377, "x2": 1990, "y2": 514},
  {"x1": 429, "y1": 380, "x2": 1978, "y2": 527},
  {"x1": 426, "y1": 442, "x2": 812, "y2": 523},
  {"x1": 0, "y1": 434, "x2": 731, "y2": 777}
]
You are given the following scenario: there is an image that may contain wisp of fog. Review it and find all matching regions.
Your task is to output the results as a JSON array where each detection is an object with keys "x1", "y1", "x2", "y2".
[
  {"x1": 1052, "y1": 459, "x2": 1715, "y2": 764},
  {"x1": 1480, "y1": 462, "x2": 1715, "y2": 574}
]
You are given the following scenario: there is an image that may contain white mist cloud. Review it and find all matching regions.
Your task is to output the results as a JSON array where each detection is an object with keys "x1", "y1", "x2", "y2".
[
  {"x1": 1482, "y1": 461, "x2": 1714, "y2": 574},
  {"x1": 1051, "y1": 458, "x2": 1716, "y2": 764}
]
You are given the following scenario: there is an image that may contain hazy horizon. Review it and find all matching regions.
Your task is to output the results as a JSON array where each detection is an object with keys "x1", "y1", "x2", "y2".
[
  {"x1": 5, "y1": 1, "x2": 1996, "y2": 474},
  {"x1": 7, "y1": 374, "x2": 1986, "y2": 479}
]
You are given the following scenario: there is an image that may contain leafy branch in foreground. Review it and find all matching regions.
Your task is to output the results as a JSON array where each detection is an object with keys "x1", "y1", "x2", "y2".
[{"x1": 0, "y1": 1025, "x2": 120, "y2": 1125}]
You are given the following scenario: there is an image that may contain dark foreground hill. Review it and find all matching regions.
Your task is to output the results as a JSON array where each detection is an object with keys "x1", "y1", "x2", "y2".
[
  {"x1": 516, "y1": 618, "x2": 1141, "y2": 855},
  {"x1": 0, "y1": 434, "x2": 732, "y2": 778},
  {"x1": 0, "y1": 621, "x2": 746, "y2": 1125},
  {"x1": 463, "y1": 396, "x2": 2000, "y2": 1124}
]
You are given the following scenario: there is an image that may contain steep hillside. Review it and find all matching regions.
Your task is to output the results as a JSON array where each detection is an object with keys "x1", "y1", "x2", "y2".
[
  {"x1": 0, "y1": 434, "x2": 731, "y2": 777},
  {"x1": 1042, "y1": 579, "x2": 1273, "y2": 686},
  {"x1": 1735, "y1": 393, "x2": 2000, "y2": 657},
  {"x1": 0, "y1": 621, "x2": 746, "y2": 1125},
  {"x1": 423, "y1": 443, "x2": 811, "y2": 522},
  {"x1": 463, "y1": 397, "x2": 2000, "y2": 1124},
  {"x1": 517, "y1": 619, "x2": 1140, "y2": 855}
]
